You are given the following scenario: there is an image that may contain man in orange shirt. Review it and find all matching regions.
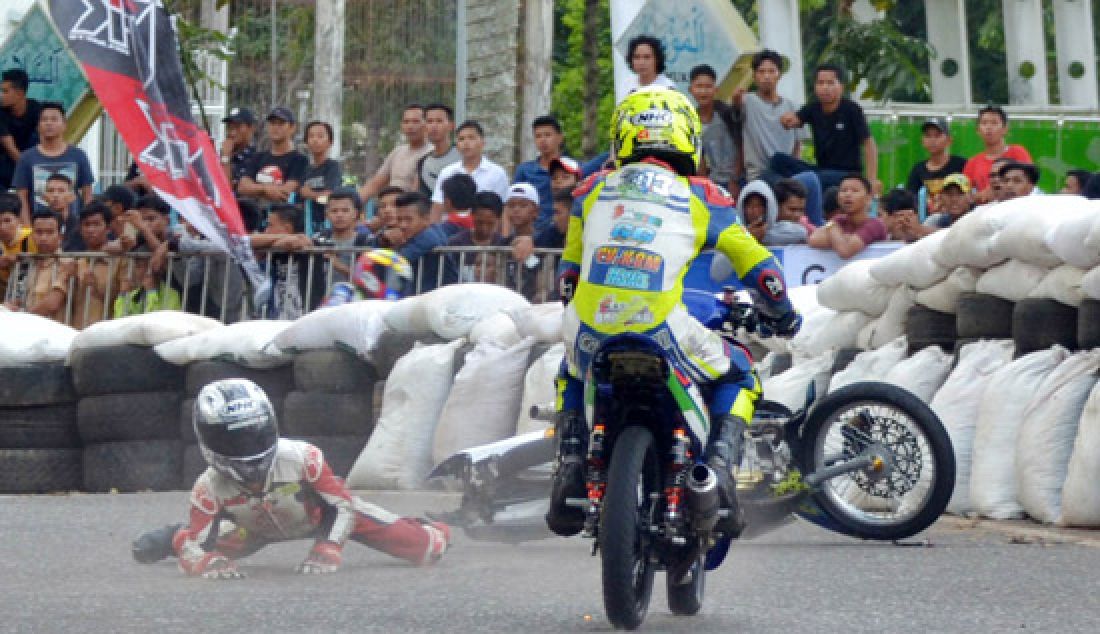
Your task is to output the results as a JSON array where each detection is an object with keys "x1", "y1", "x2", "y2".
[{"x1": 962, "y1": 106, "x2": 1032, "y2": 203}]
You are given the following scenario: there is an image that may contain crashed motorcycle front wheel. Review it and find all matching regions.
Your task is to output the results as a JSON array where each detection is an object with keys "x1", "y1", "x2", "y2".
[{"x1": 800, "y1": 381, "x2": 956, "y2": 541}]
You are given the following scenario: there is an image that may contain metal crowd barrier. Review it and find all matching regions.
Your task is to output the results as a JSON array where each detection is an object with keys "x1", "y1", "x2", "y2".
[{"x1": 1, "y1": 245, "x2": 566, "y2": 328}]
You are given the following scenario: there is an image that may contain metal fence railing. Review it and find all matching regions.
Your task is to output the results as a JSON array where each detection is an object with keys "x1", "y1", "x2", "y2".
[{"x1": 2, "y1": 245, "x2": 564, "y2": 329}]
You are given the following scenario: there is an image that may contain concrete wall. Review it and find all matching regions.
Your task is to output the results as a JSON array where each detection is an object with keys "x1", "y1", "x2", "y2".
[{"x1": 463, "y1": 0, "x2": 522, "y2": 172}]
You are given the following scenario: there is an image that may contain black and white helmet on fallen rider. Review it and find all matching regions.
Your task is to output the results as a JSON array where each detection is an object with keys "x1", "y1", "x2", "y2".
[{"x1": 193, "y1": 378, "x2": 279, "y2": 492}]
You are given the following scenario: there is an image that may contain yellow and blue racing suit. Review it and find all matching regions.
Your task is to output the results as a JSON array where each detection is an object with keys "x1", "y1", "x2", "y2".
[{"x1": 557, "y1": 160, "x2": 794, "y2": 428}]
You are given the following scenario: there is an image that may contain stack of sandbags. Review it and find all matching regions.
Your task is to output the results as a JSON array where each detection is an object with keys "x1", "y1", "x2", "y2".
[
  {"x1": 828, "y1": 337, "x2": 908, "y2": 392},
  {"x1": 516, "y1": 343, "x2": 565, "y2": 435},
  {"x1": 71, "y1": 312, "x2": 219, "y2": 492},
  {"x1": 762, "y1": 352, "x2": 835, "y2": 412},
  {"x1": 1060, "y1": 379, "x2": 1100, "y2": 527},
  {"x1": 0, "y1": 313, "x2": 82, "y2": 493}
]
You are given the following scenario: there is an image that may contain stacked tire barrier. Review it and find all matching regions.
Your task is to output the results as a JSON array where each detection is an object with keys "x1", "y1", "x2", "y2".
[{"x1": 0, "y1": 362, "x2": 82, "y2": 493}]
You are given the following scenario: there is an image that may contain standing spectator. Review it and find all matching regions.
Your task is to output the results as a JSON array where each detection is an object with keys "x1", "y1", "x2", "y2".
[
  {"x1": 0, "y1": 193, "x2": 34, "y2": 295},
  {"x1": 439, "y1": 172, "x2": 478, "y2": 235},
  {"x1": 40, "y1": 173, "x2": 84, "y2": 251},
  {"x1": 1061, "y1": 169, "x2": 1092, "y2": 195},
  {"x1": 997, "y1": 161, "x2": 1040, "y2": 200},
  {"x1": 905, "y1": 117, "x2": 967, "y2": 212},
  {"x1": 396, "y1": 192, "x2": 448, "y2": 293},
  {"x1": 513, "y1": 115, "x2": 571, "y2": 231},
  {"x1": 430, "y1": 121, "x2": 509, "y2": 224},
  {"x1": 549, "y1": 157, "x2": 582, "y2": 195},
  {"x1": 218, "y1": 107, "x2": 257, "y2": 195},
  {"x1": 70, "y1": 201, "x2": 114, "y2": 328},
  {"x1": 299, "y1": 120, "x2": 343, "y2": 235},
  {"x1": 1, "y1": 69, "x2": 43, "y2": 190},
  {"x1": 807, "y1": 174, "x2": 887, "y2": 258},
  {"x1": 962, "y1": 106, "x2": 1033, "y2": 203},
  {"x1": 250, "y1": 204, "x2": 317, "y2": 319},
  {"x1": 446, "y1": 191, "x2": 505, "y2": 284},
  {"x1": 924, "y1": 174, "x2": 973, "y2": 229},
  {"x1": 313, "y1": 187, "x2": 373, "y2": 287},
  {"x1": 359, "y1": 104, "x2": 430, "y2": 200},
  {"x1": 12, "y1": 102, "x2": 94, "y2": 226},
  {"x1": 5, "y1": 210, "x2": 71, "y2": 323},
  {"x1": 879, "y1": 187, "x2": 933, "y2": 242},
  {"x1": 775, "y1": 64, "x2": 879, "y2": 193},
  {"x1": 417, "y1": 104, "x2": 460, "y2": 196},
  {"x1": 238, "y1": 107, "x2": 309, "y2": 210},
  {"x1": 623, "y1": 35, "x2": 676, "y2": 94},
  {"x1": 537, "y1": 190, "x2": 572, "y2": 249},
  {"x1": 500, "y1": 183, "x2": 540, "y2": 299},
  {"x1": 689, "y1": 65, "x2": 740, "y2": 195},
  {"x1": 737, "y1": 51, "x2": 804, "y2": 181}
]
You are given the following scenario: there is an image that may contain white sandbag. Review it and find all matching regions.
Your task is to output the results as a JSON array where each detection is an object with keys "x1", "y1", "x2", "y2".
[
  {"x1": 154, "y1": 320, "x2": 294, "y2": 368},
  {"x1": 933, "y1": 203, "x2": 1014, "y2": 269},
  {"x1": 1079, "y1": 265, "x2": 1100, "y2": 301},
  {"x1": 1016, "y1": 350, "x2": 1100, "y2": 524},
  {"x1": 70, "y1": 311, "x2": 221, "y2": 351},
  {"x1": 762, "y1": 352, "x2": 834, "y2": 412},
  {"x1": 789, "y1": 309, "x2": 870, "y2": 359},
  {"x1": 274, "y1": 300, "x2": 393, "y2": 356},
  {"x1": 748, "y1": 285, "x2": 826, "y2": 355},
  {"x1": 829, "y1": 337, "x2": 908, "y2": 392},
  {"x1": 974, "y1": 260, "x2": 1049, "y2": 302},
  {"x1": 428, "y1": 283, "x2": 530, "y2": 340},
  {"x1": 347, "y1": 339, "x2": 464, "y2": 490},
  {"x1": 881, "y1": 344, "x2": 954, "y2": 402},
  {"x1": 382, "y1": 294, "x2": 433, "y2": 335},
  {"x1": 1047, "y1": 204, "x2": 1100, "y2": 269},
  {"x1": 516, "y1": 343, "x2": 565, "y2": 435},
  {"x1": 970, "y1": 346, "x2": 1070, "y2": 519},
  {"x1": 816, "y1": 260, "x2": 892, "y2": 316},
  {"x1": 931, "y1": 340, "x2": 1015, "y2": 515},
  {"x1": 869, "y1": 230, "x2": 949, "y2": 289},
  {"x1": 432, "y1": 337, "x2": 536, "y2": 466},
  {"x1": 0, "y1": 312, "x2": 78, "y2": 365},
  {"x1": 507, "y1": 302, "x2": 564, "y2": 343},
  {"x1": 1060, "y1": 381, "x2": 1100, "y2": 527},
  {"x1": 914, "y1": 267, "x2": 980, "y2": 314},
  {"x1": 1028, "y1": 265, "x2": 1086, "y2": 307},
  {"x1": 468, "y1": 311, "x2": 522, "y2": 348},
  {"x1": 989, "y1": 195, "x2": 1093, "y2": 268},
  {"x1": 856, "y1": 286, "x2": 914, "y2": 350}
]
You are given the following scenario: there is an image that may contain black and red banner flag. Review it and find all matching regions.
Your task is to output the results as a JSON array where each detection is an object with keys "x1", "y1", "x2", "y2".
[{"x1": 49, "y1": 0, "x2": 269, "y2": 303}]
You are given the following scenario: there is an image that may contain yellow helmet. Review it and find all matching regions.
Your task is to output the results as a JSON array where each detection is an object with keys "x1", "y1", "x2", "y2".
[{"x1": 611, "y1": 87, "x2": 702, "y2": 174}]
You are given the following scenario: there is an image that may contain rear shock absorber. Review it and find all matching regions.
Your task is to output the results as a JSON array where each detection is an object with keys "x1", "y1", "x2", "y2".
[
  {"x1": 584, "y1": 423, "x2": 607, "y2": 536},
  {"x1": 663, "y1": 427, "x2": 690, "y2": 536}
]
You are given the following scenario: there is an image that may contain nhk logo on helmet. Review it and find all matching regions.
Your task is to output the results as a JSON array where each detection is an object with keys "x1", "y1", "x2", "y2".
[{"x1": 632, "y1": 108, "x2": 673, "y2": 127}]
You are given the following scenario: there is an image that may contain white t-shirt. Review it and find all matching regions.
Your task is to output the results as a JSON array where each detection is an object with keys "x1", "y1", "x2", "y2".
[
  {"x1": 622, "y1": 74, "x2": 677, "y2": 95},
  {"x1": 431, "y1": 156, "x2": 510, "y2": 204}
]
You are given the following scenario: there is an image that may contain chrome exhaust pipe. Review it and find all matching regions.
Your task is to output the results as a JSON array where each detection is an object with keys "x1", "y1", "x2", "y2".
[{"x1": 685, "y1": 464, "x2": 720, "y2": 533}]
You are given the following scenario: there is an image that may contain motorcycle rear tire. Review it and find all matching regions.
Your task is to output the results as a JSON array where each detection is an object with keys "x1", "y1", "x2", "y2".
[
  {"x1": 666, "y1": 553, "x2": 706, "y2": 616},
  {"x1": 800, "y1": 381, "x2": 955, "y2": 541},
  {"x1": 600, "y1": 425, "x2": 659, "y2": 631}
]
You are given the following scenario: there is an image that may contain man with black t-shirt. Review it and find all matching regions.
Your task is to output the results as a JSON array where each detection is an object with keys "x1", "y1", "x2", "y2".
[
  {"x1": 238, "y1": 107, "x2": 308, "y2": 210},
  {"x1": 774, "y1": 64, "x2": 879, "y2": 193},
  {"x1": 417, "y1": 103, "x2": 460, "y2": 197},
  {"x1": 1, "y1": 69, "x2": 44, "y2": 190},
  {"x1": 219, "y1": 107, "x2": 258, "y2": 195},
  {"x1": 905, "y1": 117, "x2": 967, "y2": 213}
]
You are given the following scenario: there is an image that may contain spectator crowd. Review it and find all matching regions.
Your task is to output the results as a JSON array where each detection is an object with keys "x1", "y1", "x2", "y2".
[{"x1": 3, "y1": 35, "x2": 1100, "y2": 329}]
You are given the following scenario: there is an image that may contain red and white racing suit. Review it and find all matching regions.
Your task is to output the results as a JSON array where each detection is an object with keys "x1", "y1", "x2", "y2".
[{"x1": 173, "y1": 438, "x2": 448, "y2": 575}]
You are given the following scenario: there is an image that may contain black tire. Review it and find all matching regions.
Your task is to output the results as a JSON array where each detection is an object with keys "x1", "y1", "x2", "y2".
[
  {"x1": 0, "y1": 405, "x2": 79, "y2": 448},
  {"x1": 293, "y1": 349, "x2": 377, "y2": 393},
  {"x1": 1013, "y1": 299, "x2": 1078, "y2": 357},
  {"x1": 70, "y1": 345, "x2": 184, "y2": 396},
  {"x1": 0, "y1": 448, "x2": 82, "y2": 493},
  {"x1": 600, "y1": 426, "x2": 658, "y2": 630},
  {"x1": 831, "y1": 348, "x2": 862, "y2": 374},
  {"x1": 298, "y1": 435, "x2": 368, "y2": 479},
  {"x1": 906, "y1": 306, "x2": 956, "y2": 354},
  {"x1": 185, "y1": 361, "x2": 295, "y2": 398},
  {"x1": 799, "y1": 381, "x2": 955, "y2": 541},
  {"x1": 0, "y1": 363, "x2": 76, "y2": 406},
  {"x1": 83, "y1": 440, "x2": 184, "y2": 492},
  {"x1": 1078, "y1": 299, "x2": 1100, "y2": 350},
  {"x1": 956, "y1": 293, "x2": 1014, "y2": 340},
  {"x1": 281, "y1": 391, "x2": 374, "y2": 437},
  {"x1": 77, "y1": 392, "x2": 182, "y2": 444},
  {"x1": 666, "y1": 554, "x2": 706, "y2": 616}
]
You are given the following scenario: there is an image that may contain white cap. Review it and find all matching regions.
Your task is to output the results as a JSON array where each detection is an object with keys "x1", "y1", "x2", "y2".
[{"x1": 505, "y1": 182, "x2": 540, "y2": 205}]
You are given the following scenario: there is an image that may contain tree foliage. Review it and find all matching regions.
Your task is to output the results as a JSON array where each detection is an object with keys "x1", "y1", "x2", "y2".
[{"x1": 552, "y1": 0, "x2": 615, "y2": 158}]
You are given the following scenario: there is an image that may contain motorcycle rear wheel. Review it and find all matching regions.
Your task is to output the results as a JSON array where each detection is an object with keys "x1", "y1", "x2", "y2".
[
  {"x1": 600, "y1": 425, "x2": 659, "y2": 630},
  {"x1": 800, "y1": 381, "x2": 955, "y2": 541}
]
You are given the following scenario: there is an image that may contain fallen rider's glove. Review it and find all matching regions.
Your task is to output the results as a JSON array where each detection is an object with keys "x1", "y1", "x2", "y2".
[
  {"x1": 759, "y1": 310, "x2": 802, "y2": 338},
  {"x1": 200, "y1": 555, "x2": 246, "y2": 580},
  {"x1": 297, "y1": 541, "x2": 343, "y2": 575}
]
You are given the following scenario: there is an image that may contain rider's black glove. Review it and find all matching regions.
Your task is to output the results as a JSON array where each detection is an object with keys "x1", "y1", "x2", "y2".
[
  {"x1": 559, "y1": 270, "x2": 579, "y2": 305},
  {"x1": 758, "y1": 310, "x2": 802, "y2": 338}
]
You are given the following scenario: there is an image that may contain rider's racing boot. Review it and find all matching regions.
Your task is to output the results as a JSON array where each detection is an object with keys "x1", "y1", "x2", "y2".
[
  {"x1": 546, "y1": 409, "x2": 587, "y2": 537},
  {"x1": 707, "y1": 415, "x2": 749, "y2": 538},
  {"x1": 132, "y1": 523, "x2": 184, "y2": 563}
]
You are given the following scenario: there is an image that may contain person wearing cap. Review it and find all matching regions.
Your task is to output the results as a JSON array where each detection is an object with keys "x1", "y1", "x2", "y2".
[
  {"x1": 549, "y1": 156, "x2": 582, "y2": 194},
  {"x1": 923, "y1": 173, "x2": 973, "y2": 229},
  {"x1": 963, "y1": 105, "x2": 1033, "y2": 204},
  {"x1": 359, "y1": 104, "x2": 430, "y2": 202},
  {"x1": 219, "y1": 107, "x2": 257, "y2": 193},
  {"x1": 238, "y1": 106, "x2": 309, "y2": 207},
  {"x1": 501, "y1": 182, "x2": 541, "y2": 299},
  {"x1": 513, "y1": 115, "x2": 574, "y2": 232},
  {"x1": 430, "y1": 120, "x2": 509, "y2": 225},
  {"x1": 905, "y1": 116, "x2": 967, "y2": 215}
]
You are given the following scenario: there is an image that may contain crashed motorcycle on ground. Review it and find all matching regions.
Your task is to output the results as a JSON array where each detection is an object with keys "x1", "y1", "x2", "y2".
[{"x1": 430, "y1": 288, "x2": 955, "y2": 630}]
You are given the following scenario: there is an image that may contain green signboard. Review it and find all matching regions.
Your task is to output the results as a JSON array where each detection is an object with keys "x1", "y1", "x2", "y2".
[{"x1": 0, "y1": 3, "x2": 90, "y2": 113}]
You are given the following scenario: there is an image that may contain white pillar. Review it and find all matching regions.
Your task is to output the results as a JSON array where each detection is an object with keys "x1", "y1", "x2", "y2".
[
  {"x1": 758, "y1": 0, "x2": 805, "y2": 105},
  {"x1": 1052, "y1": 0, "x2": 1098, "y2": 109},
  {"x1": 924, "y1": 0, "x2": 972, "y2": 106},
  {"x1": 609, "y1": 0, "x2": 645, "y2": 103},
  {"x1": 1001, "y1": 0, "x2": 1049, "y2": 105},
  {"x1": 312, "y1": 0, "x2": 345, "y2": 156},
  {"x1": 521, "y1": 0, "x2": 553, "y2": 136}
]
